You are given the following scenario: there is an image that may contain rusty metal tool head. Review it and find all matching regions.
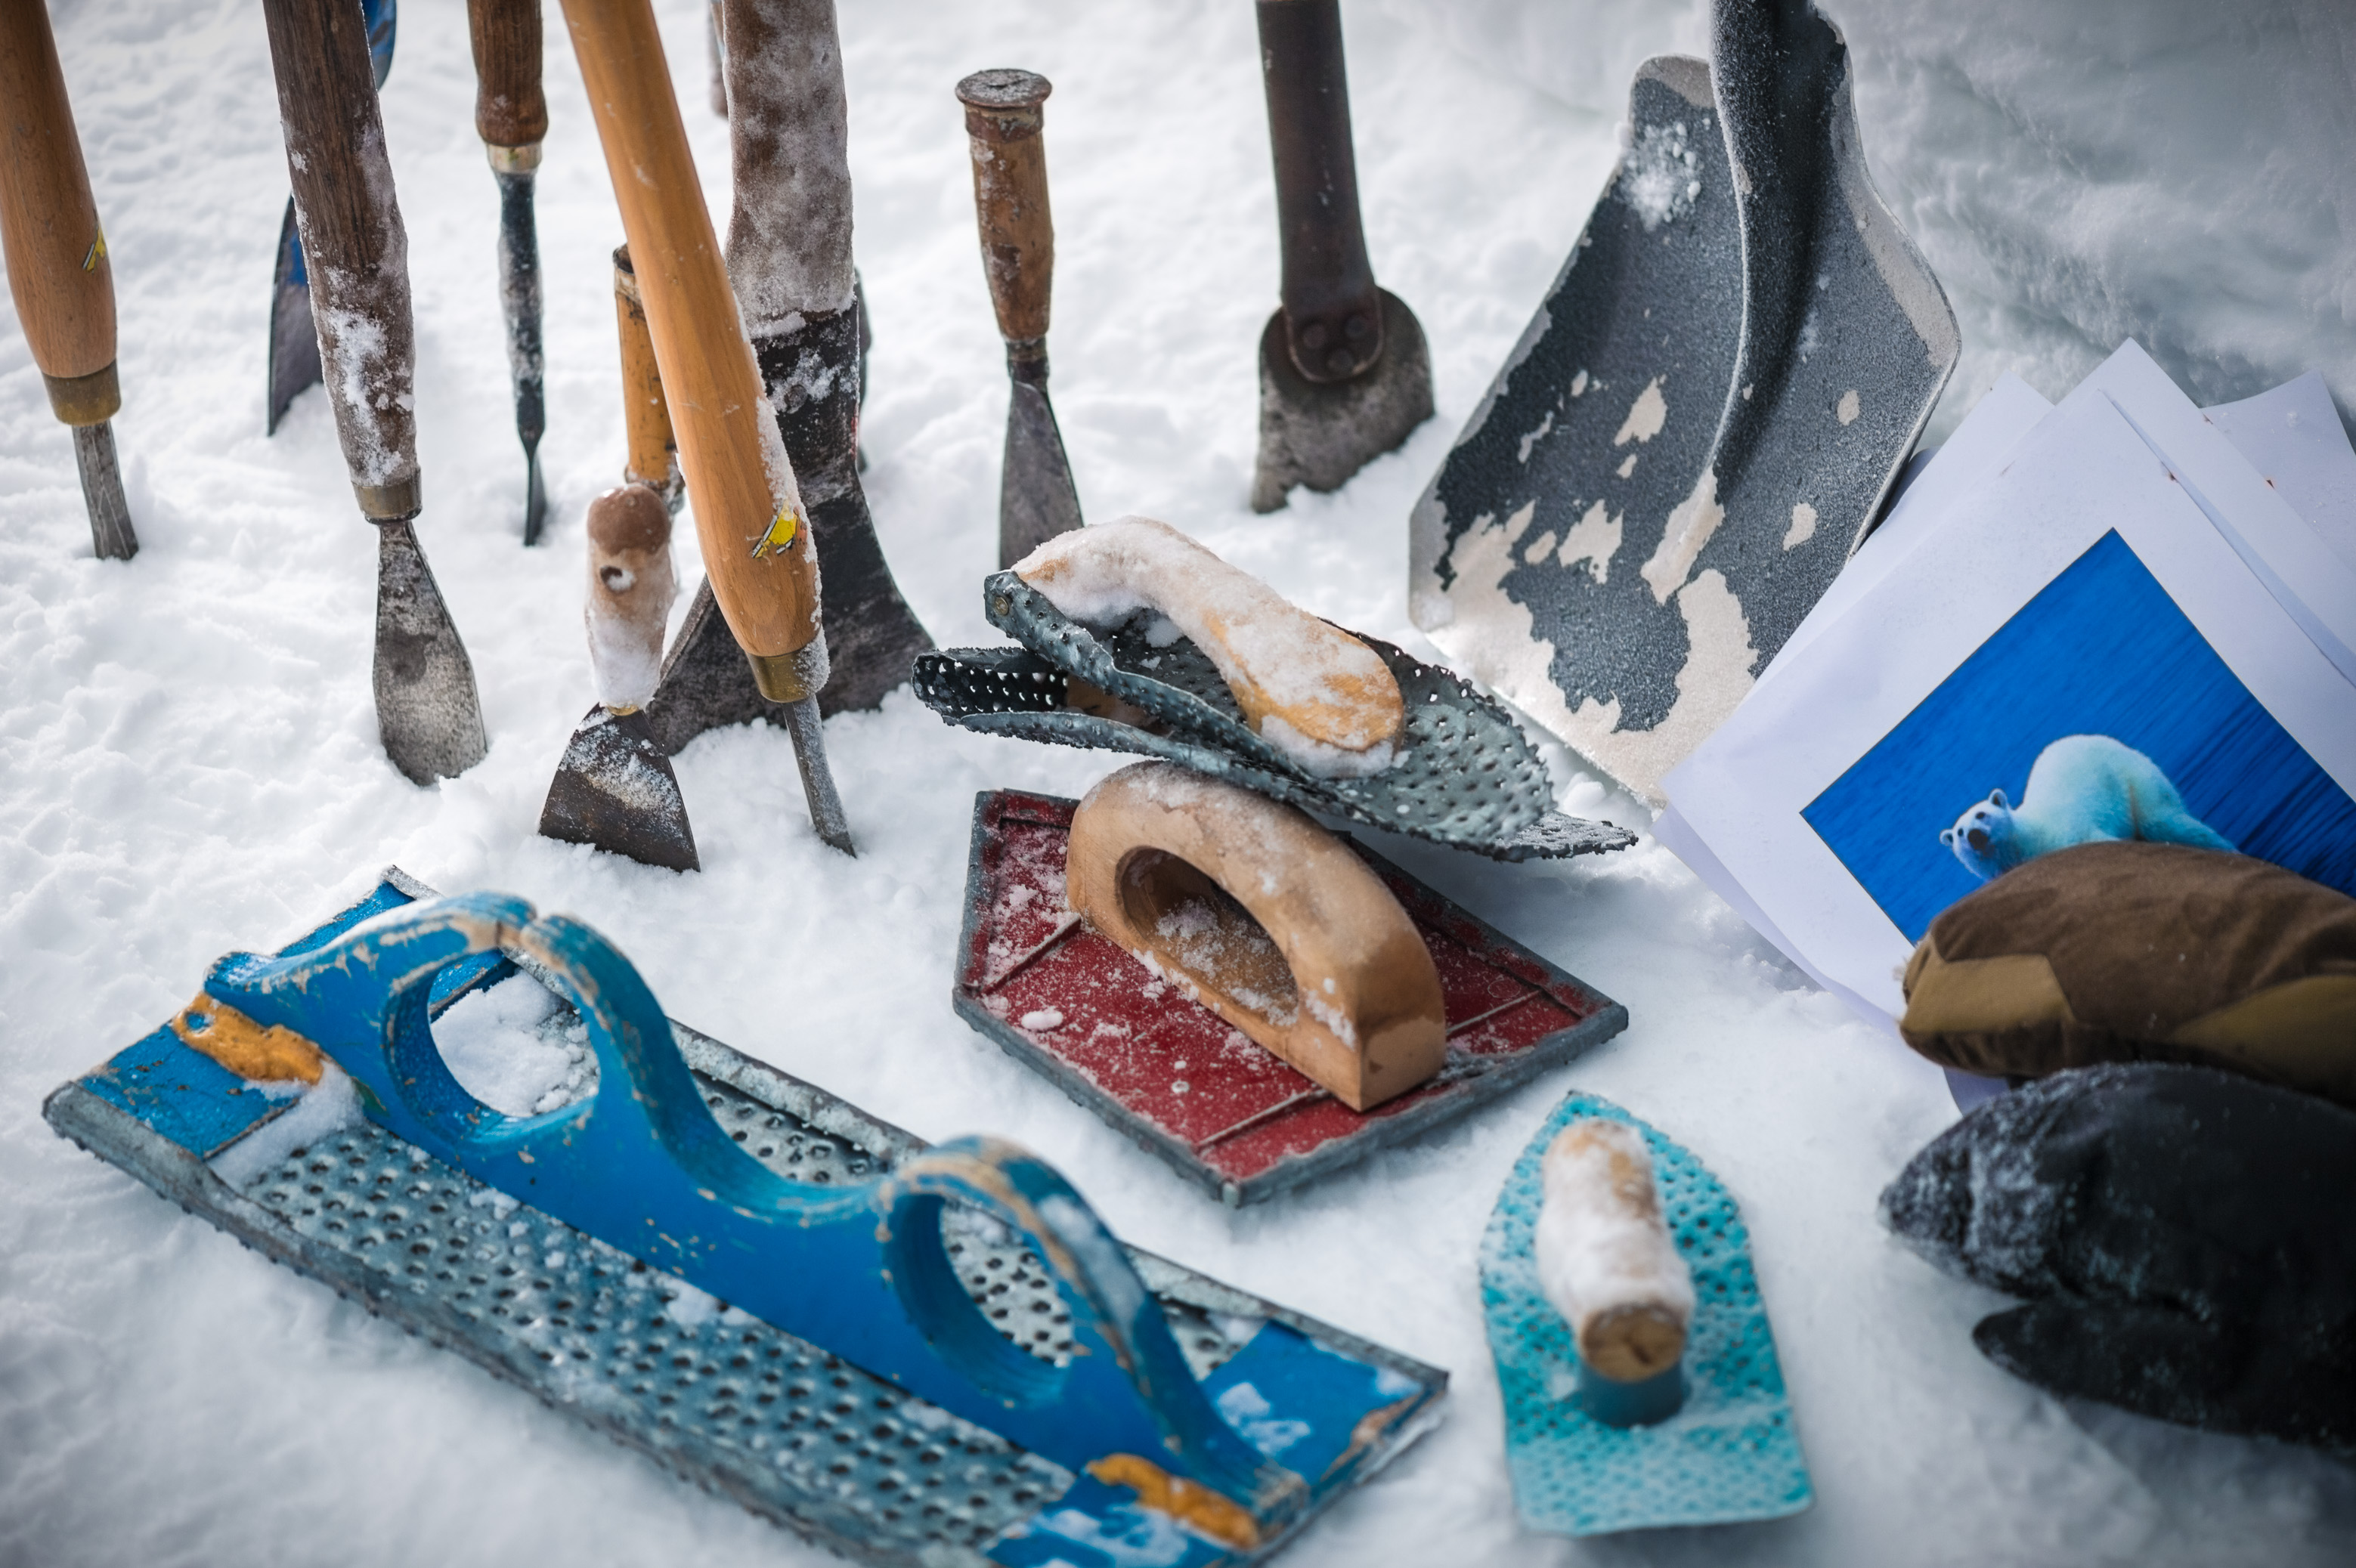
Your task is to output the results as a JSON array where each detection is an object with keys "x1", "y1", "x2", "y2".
[
  {"x1": 958, "y1": 68, "x2": 1084, "y2": 568},
  {"x1": 0, "y1": 0, "x2": 137, "y2": 560},
  {"x1": 1249, "y1": 0, "x2": 1432, "y2": 513},
  {"x1": 262, "y1": 0, "x2": 488, "y2": 786},
  {"x1": 468, "y1": 0, "x2": 550, "y2": 544}
]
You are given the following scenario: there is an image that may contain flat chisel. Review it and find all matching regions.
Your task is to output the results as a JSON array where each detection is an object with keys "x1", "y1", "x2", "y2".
[{"x1": 467, "y1": 0, "x2": 550, "y2": 544}]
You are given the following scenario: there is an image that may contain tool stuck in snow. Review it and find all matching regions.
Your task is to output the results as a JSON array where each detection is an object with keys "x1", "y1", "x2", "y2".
[
  {"x1": 1481, "y1": 1092, "x2": 1811, "y2": 1534},
  {"x1": 266, "y1": 0, "x2": 395, "y2": 437},
  {"x1": 563, "y1": 0, "x2": 852, "y2": 854},
  {"x1": 958, "y1": 68, "x2": 1085, "y2": 568},
  {"x1": 44, "y1": 871, "x2": 1446, "y2": 1566},
  {"x1": 0, "y1": 0, "x2": 138, "y2": 560},
  {"x1": 1249, "y1": 0, "x2": 1432, "y2": 515},
  {"x1": 467, "y1": 0, "x2": 550, "y2": 544},
  {"x1": 1407, "y1": 0, "x2": 1958, "y2": 805},
  {"x1": 262, "y1": 0, "x2": 488, "y2": 787}
]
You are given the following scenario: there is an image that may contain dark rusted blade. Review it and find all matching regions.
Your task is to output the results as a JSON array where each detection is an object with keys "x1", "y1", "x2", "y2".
[
  {"x1": 538, "y1": 704, "x2": 700, "y2": 871},
  {"x1": 1000, "y1": 375, "x2": 1082, "y2": 567},
  {"x1": 72, "y1": 422, "x2": 137, "y2": 560},
  {"x1": 494, "y1": 167, "x2": 547, "y2": 545},
  {"x1": 264, "y1": 199, "x2": 320, "y2": 435},
  {"x1": 1251, "y1": 288, "x2": 1432, "y2": 512},
  {"x1": 373, "y1": 518, "x2": 488, "y2": 784}
]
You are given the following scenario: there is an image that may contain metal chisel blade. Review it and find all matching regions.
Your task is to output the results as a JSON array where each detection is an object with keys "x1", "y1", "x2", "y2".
[
  {"x1": 373, "y1": 519, "x2": 488, "y2": 784},
  {"x1": 71, "y1": 422, "x2": 137, "y2": 560},
  {"x1": 998, "y1": 378, "x2": 1082, "y2": 568}
]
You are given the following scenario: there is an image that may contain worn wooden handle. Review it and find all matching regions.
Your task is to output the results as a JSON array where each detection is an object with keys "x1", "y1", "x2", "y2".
[
  {"x1": 720, "y1": 0, "x2": 853, "y2": 333},
  {"x1": 611, "y1": 245, "x2": 677, "y2": 491},
  {"x1": 469, "y1": 0, "x2": 550, "y2": 150},
  {"x1": 261, "y1": 0, "x2": 420, "y2": 518},
  {"x1": 561, "y1": 0, "x2": 819, "y2": 671},
  {"x1": 0, "y1": 0, "x2": 118, "y2": 424},
  {"x1": 956, "y1": 69, "x2": 1054, "y2": 348},
  {"x1": 584, "y1": 482, "x2": 676, "y2": 710}
]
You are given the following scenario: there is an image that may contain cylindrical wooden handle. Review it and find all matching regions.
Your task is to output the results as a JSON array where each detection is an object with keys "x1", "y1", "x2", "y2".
[
  {"x1": 956, "y1": 69, "x2": 1054, "y2": 353},
  {"x1": 1256, "y1": 0, "x2": 1381, "y2": 384},
  {"x1": 0, "y1": 0, "x2": 118, "y2": 425},
  {"x1": 469, "y1": 0, "x2": 550, "y2": 152},
  {"x1": 611, "y1": 245, "x2": 677, "y2": 491},
  {"x1": 584, "y1": 483, "x2": 676, "y2": 710},
  {"x1": 561, "y1": 0, "x2": 820, "y2": 682},
  {"x1": 720, "y1": 0, "x2": 853, "y2": 334},
  {"x1": 261, "y1": 0, "x2": 420, "y2": 519}
]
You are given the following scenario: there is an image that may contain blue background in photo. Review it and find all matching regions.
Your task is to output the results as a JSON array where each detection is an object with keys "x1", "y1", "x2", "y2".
[{"x1": 1804, "y1": 530, "x2": 2356, "y2": 942}]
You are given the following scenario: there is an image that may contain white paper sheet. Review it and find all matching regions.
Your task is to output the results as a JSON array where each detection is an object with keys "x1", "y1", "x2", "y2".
[{"x1": 2206, "y1": 371, "x2": 2356, "y2": 576}]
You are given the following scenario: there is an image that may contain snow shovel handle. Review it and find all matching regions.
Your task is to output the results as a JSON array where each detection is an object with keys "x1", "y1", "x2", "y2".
[
  {"x1": 469, "y1": 0, "x2": 549, "y2": 156},
  {"x1": 260, "y1": 0, "x2": 422, "y2": 521},
  {"x1": 0, "y1": 0, "x2": 119, "y2": 426},
  {"x1": 957, "y1": 69, "x2": 1054, "y2": 376},
  {"x1": 1256, "y1": 0, "x2": 1382, "y2": 385},
  {"x1": 562, "y1": 0, "x2": 825, "y2": 695}
]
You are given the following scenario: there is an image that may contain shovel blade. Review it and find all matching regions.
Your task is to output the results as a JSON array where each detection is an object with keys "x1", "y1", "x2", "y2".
[
  {"x1": 373, "y1": 519, "x2": 488, "y2": 784},
  {"x1": 538, "y1": 706, "x2": 700, "y2": 871},
  {"x1": 265, "y1": 199, "x2": 320, "y2": 435},
  {"x1": 998, "y1": 378, "x2": 1082, "y2": 568},
  {"x1": 640, "y1": 579, "x2": 768, "y2": 756},
  {"x1": 1252, "y1": 288, "x2": 1432, "y2": 513}
]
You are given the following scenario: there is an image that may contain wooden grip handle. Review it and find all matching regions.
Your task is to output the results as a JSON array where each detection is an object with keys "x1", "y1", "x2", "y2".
[
  {"x1": 0, "y1": 0, "x2": 118, "y2": 423},
  {"x1": 469, "y1": 0, "x2": 550, "y2": 150},
  {"x1": 611, "y1": 246, "x2": 677, "y2": 490},
  {"x1": 584, "y1": 482, "x2": 676, "y2": 710},
  {"x1": 561, "y1": 0, "x2": 819, "y2": 667},
  {"x1": 720, "y1": 0, "x2": 854, "y2": 332},
  {"x1": 261, "y1": 0, "x2": 420, "y2": 518},
  {"x1": 955, "y1": 69, "x2": 1054, "y2": 347}
]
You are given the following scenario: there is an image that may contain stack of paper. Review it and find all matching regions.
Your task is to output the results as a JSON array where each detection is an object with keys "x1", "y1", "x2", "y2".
[{"x1": 1656, "y1": 344, "x2": 2356, "y2": 1096}]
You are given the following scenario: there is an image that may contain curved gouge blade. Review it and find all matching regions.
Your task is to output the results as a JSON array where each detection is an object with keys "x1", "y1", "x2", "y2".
[
  {"x1": 373, "y1": 521, "x2": 490, "y2": 785},
  {"x1": 72, "y1": 423, "x2": 136, "y2": 560}
]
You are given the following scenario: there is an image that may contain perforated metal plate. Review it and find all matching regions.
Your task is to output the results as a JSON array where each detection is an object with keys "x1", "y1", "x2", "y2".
[{"x1": 912, "y1": 574, "x2": 1639, "y2": 863}]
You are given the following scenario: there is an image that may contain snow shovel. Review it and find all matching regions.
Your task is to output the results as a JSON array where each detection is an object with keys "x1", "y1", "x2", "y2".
[
  {"x1": 466, "y1": 0, "x2": 550, "y2": 544},
  {"x1": 265, "y1": 0, "x2": 394, "y2": 437},
  {"x1": 1249, "y1": 0, "x2": 1432, "y2": 514},
  {"x1": 562, "y1": 0, "x2": 853, "y2": 855},
  {"x1": 262, "y1": 0, "x2": 488, "y2": 787},
  {"x1": 1407, "y1": 0, "x2": 1956, "y2": 805},
  {"x1": 0, "y1": 0, "x2": 137, "y2": 560},
  {"x1": 957, "y1": 68, "x2": 1084, "y2": 568}
]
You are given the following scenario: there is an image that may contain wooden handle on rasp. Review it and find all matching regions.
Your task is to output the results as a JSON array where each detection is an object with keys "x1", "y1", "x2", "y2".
[
  {"x1": 611, "y1": 245, "x2": 677, "y2": 491},
  {"x1": 561, "y1": 0, "x2": 821, "y2": 692},
  {"x1": 0, "y1": 0, "x2": 119, "y2": 425},
  {"x1": 720, "y1": 0, "x2": 853, "y2": 335},
  {"x1": 469, "y1": 0, "x2": 549, "y2": 154},
  {"x1": 956, "y1": 70, "x2": 1054, "y2": 355},
  {"x1": 260, "y1": 0, "x2": 420, "y2": 519}
]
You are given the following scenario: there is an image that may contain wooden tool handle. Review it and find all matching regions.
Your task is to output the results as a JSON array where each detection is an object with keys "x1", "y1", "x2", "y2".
[
  {"x1": 955, "y1": 69, "x2": 1054, "y2": 353},
  {"x1": 720, "y1": 0, "x2": 853, "y2": 334},
  {"x1": 0, "y1": 0, "x2": 118, "y2": 425},
  {"x1": 469, "y1": 0, "x2": 550, "y2": 151},
  {"x1": 561, "y1": 0, "x2": 821, "y2": 683},
  {"x1": 261, "y1": 0, "x2": 420, "y2": 519},
  {"x1": 1255, "y1": 0, "x2": 1381, "y2": 383},
  {"x1": 584, "y1": 482, "x2": 676, "y2": 710},
  {"x1": 611, "y1": 246, "x2": 677, "y2": 491}
]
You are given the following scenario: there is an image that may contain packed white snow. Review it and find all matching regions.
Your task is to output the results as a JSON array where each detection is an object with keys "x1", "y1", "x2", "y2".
[
  {"x1": 429, "y1": 971, "x2": 596, "y2": 1118},
  {"x1": 1533, "y1": 1120, "x2": 1695, "y2": 1376},
  {"x1": 4, "y1": 2, "x2": 2353, "y2": 1566}
]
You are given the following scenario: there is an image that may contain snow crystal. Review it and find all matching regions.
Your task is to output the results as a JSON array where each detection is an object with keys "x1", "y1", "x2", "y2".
[{"x1": 1618, "y1": 120, "x2": 1701, "y2": 230}]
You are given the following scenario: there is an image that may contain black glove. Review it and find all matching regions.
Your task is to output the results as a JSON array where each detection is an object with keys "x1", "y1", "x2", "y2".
[{"x1": 1880, "y1": 1062, "x2": 2356, "y2": 1449}]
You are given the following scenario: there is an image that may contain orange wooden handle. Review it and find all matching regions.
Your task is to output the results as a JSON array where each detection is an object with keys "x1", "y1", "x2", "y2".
[
  {"x1": 611, "y1": 245, "x2": 676, "y2": 491},
  {"x1": 559, "y1": 0, "x2": 819, "y2": 666},
  {"x1": 0, "y1": 0, "x2": 117, "y2": 422}
]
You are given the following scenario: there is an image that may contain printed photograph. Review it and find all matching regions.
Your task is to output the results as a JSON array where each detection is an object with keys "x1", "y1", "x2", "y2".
[{"x1": 1804, "y1": 530, "x2": 2356, "y2": 942}]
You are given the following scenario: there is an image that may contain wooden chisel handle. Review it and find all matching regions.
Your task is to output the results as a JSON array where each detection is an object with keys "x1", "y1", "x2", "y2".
[
  {"x1": 611, "y1": 246, "x2": 678, "y2": 493},
  {"x1": 720, "y1": 0, "x2": 853, "y2": 333},
  {"x1": 469, "y1": 0, "x2": 549, "y2": 159},
  {"x1": 0, "y1": 1, "x2": 119, "y2": 425},
  {"x1": 260, "y1": 0, "x2": 420, "y2": 520},
  {"x1": 956, "y1": 70, "x2": 1054, "y2": 374},
  {"x1": 560, "y1": 0, "x2": 823, "y2": 699}
]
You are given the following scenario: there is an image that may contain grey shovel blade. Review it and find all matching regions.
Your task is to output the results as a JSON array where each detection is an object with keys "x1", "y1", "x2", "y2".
[
  {"x1": 373, "y1": 519, "x2": 488, "y2": 784},
  {"x1": 999, "y1": 378, "x2": 1082, "y2": 568},
  {"x1": 265, "y1": 199, "x2": 321, "y2": 436},
  {"x1": 538, "y1": 705, "x2": 699, "y2": 871},
  {"x1": 1251, "y1": 288, "x2": 1432, "y2": 513}
]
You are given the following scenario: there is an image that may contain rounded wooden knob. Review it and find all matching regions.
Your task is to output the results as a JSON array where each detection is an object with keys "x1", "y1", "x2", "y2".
[
  {"x1": 1066, "y1": 762, "x2": 1444, "y2": 1111},
  {"x1": 584, "y1": 483, "x2": 676, "y2": 711}
]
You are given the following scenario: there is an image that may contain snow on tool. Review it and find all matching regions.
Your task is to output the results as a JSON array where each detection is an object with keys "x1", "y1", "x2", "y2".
[
  {"x1": 562, "y1": 0, "x2": 851, "y2": 853},
  {"x1": 1483, "y1": 1092, "x2": 1810, "y2": 1534},
  {"x1": 1409, "y1": 0, "x2": 1957, "y2": 804},
  {"x1": 466, "y1": 0, "x2": 550, "y2": 544},
  {"x1": 266, "y1": 0, "x2": 394, "y2": 437},
  {"x1": 43, "y1": 871, "x2": 1447, "y2": 1568},
  {"x1": 958, "y1": 68, "x2": 1085, "y2": 568},
  {"x1": 0, "y1": 0, "x2": 137, "y2": 561},
  {"x1": 1249, "y1": 0, "x2": 1431, "y2": 514},
  {"x1": 261, "y1": 0, "x2": 488, "y2": 786}
]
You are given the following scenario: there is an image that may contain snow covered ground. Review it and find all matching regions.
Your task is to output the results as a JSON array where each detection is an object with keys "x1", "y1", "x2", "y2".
[{"x1": 4, "y1": 1, "x2": 2353, "y2": 1563}]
